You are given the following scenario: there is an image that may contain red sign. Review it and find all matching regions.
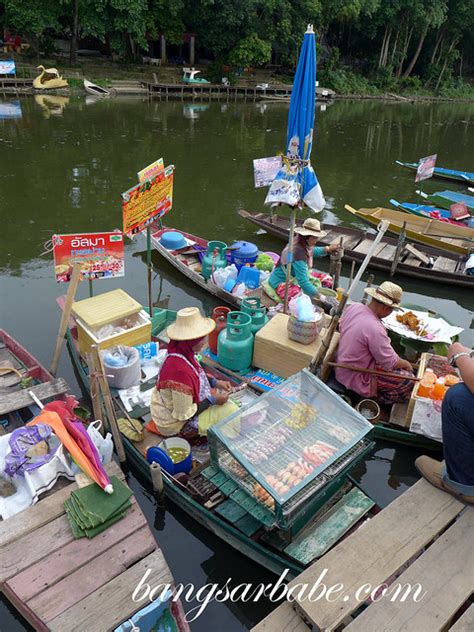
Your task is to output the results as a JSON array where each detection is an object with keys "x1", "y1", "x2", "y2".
[
  {"x1": 415, "y1": 154, "x2": 437, "y2": 183},
  {"x1": 122, "y1": 165, "x2": 174, "y2": 237},
  {"x1": 450, "y1": 202, "x2": 470, "y2": 221},
  {"x1": 52, "y1": 231, "x2": 125, "y2": 283}
]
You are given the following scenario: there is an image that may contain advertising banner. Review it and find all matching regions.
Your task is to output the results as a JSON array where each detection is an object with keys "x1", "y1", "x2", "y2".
[
  {"x1": 122, "y1": 165, "x2": 174, "y2": 237},
  {"x1": 52, "y1": 231, "x2": 124, "y2": 283},
  {"x1": 253, "y1": 156, "x2": 282, "y2": 188},
  {"x1": 137, "y1": 158, "x2": 164, "y2": 183},
  {"x1": 415, "y1": 154, "x2": 437, "y2": 183}
]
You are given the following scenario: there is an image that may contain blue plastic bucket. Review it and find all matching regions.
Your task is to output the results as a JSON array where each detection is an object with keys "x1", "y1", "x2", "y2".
[{"x1": 146, "y1": 437, "x2": 192, "y2": 475}]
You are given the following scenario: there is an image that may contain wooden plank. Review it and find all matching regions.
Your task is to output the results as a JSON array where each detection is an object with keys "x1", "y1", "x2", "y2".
[
  {"x1": 402, "y1": 254, "x2": 422, "y2": 267},
  {"x1": 284, "y1": 489, "x2": 374, "y2": 565},
  {"x1": 24, "y1": 526, "x2": 156, "y2": 623},
  {"x1": 389, "y1": 401, "x2": 410, "y2": 428},
  {"x1": 0, "y1": 461, "x2": 124, "y2": 548},
  {"x1": 404, "y1": 243, "x2": 431, "y2": 265},
  {"x1": 353, "y1": 239, "x2": 374, "y2": 254},
  {"x1": 251, "y1": 602, "x2": 310, "y2": 632},
  {"x1": 373, "y1": 243, "x2": 398, "y2": 260},
  {"x1": 0, "y1": 497, "x2": 137, "y2": 584},
  {"x1": 48, "y1": 549, "x2": 173, "y2": 632},
  {"x1": 290, "y1": 480, "x2": 464, "y2": 631},
  {"x1": 450, "y1": 605, "x2": 474, "y2": 631},
  {"x1": 345, "y1": 508, "x2": 474, "y2": 632},
  {"x1": 7, "y1": 502, "x2": 147, "y2": 602},
  {"x1": 432, "y1": 257, "x2": 458, "y2": 272},
  {"x1": 340, "y1": 235, "x2": 364, "y2": 251},
  {"x1": 0, "y1": 378, "x2": 69, "y2": 415}
]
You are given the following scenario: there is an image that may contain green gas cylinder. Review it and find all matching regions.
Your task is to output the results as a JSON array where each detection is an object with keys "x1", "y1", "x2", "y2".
[
  {"x1": 217, "y1": 311, "x2": 254, "y2": 373},
  {"x1": 201, "y1": 241, "x2": 227, "y2": 280},
  {"x1": 240, "y1": 297, "x2": 268, "y2": 335}
]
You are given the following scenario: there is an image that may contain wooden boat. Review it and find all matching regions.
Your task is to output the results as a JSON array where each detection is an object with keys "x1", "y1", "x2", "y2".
[
  {"x1": 344, "y1": 204, "x2": 474, "y2": 256},
  {"x1": 418, "y1": 189, "x2": 474, "y2": 213},
  {"x1": 64, "y1": 319, "x2": 378, "y2": 579},
  {"x1": 396, "y1": 160, "x2": 474, "y2": 185},
  {"x1": 150, "y1": 225, "x2": 277, "y2": 310},
  {"x1": 238, "y1": 210, "x2": 474, "y2": 288},
  {"x1": 389, "y1": 198, "x2": 466, "y2": 224},
  {"x1": 83, "y1": 78, "x2": 111, "y2": 97},
  {"x1": 0, "y1": 329, "x2": 69, "y2": 429}
]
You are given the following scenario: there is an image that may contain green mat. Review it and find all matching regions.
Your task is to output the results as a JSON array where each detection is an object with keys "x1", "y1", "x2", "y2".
[{"x1": 65, "y1": 475, "x2": 133, "y2": 539}]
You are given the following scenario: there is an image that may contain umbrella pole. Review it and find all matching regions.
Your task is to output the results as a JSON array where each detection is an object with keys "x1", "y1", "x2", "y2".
[
  {"x1": 346, "y1": 220, "x2": 389, "y2": 302},
  {"x1": 283, "y1": 206, "x2": 296, "y2": 313}
]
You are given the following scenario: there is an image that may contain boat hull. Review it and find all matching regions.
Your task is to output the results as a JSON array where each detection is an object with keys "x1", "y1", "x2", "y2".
[{"x1": 396, "y1": 161, "x2": 474, "y2": 185}]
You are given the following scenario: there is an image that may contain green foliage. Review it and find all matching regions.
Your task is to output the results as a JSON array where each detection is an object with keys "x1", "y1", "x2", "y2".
[
  {"x1": 228, "y1": 34, "x2": 272, "y2": 67},
  {"x1": 321, "y1": 68, "x2": 379, "y2": 94}
]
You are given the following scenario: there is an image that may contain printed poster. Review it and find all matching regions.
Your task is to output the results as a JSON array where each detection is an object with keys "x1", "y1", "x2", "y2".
[
  {"x1": 0, "y1": 61, "x2": 16, "y2": 75},
  {"x1": 52, "y1": 231, "x2": 125, "y2": 283},
  {"x1": 253, "y1": 156, "x2": 282, "y2": 188},
  {"x1": 137, "y1": 158, "x2": 164, "y2": 183},
  {"x1": 122, "y1": 165, "x2": 174, "y2": 237},
  {"x1": 415, "y1": 154, "x2": 437, "y2": 183}
]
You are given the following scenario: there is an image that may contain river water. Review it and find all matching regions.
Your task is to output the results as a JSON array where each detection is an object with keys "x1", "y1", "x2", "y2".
[{"x1": 0, "y1": 95, "x2": 473, "y2": 631}]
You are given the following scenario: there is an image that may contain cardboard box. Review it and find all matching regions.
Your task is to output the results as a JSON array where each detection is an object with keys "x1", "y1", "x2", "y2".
[{"x1": 253, "y1": 313, "x2": 327, "y2": 378}]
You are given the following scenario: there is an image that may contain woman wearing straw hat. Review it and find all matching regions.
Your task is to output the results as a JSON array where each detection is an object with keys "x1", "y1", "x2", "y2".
[
  {"x1": 265, "y1": 217, "x2": 341, "y2": 304},
  {"x1": 335, "y1": 281, "x2": 415, "y2": 404},
  {"x1": 148, "y1": 307, "x2": 238, "y2": 438}
]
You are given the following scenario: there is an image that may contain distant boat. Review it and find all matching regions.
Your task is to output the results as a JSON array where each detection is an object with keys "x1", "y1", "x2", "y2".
[
  {"x1": 389, "y1": 199, "x2": 465, "y2": 225},
  {"x1": 416, "y1": 189, "x2": 474, "y2": 213},
  {"x1": 344, "y1": 204, "x2": 474, "y2": 256},
  {"x1": 396, "y1": 160, "x2": 474, "y2": 185},
  {"x1": 83, "y1": 79, "x2": 111, "y2": 97}
]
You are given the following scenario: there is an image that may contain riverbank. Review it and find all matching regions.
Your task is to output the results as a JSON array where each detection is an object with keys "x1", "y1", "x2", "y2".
[{"x1": 8, "y1": 57, "x2": 474, "y2": 102}]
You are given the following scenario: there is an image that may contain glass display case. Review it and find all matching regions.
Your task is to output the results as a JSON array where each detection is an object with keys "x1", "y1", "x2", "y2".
[{"x1": 208, "y1": 369, "x2": 373, "y2": 528}]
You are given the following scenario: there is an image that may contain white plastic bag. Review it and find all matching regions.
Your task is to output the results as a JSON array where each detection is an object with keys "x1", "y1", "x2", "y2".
[
  {"x1": 212, "y1": 264, "x2": 238, "y2": 289},
  {"x1": 289, "y1": 294, "x2": 317, "y2": 322},
  {"x1": 232, "y1": 282, "x2": 247, "y2": 298},
  {"x1": 87, "y1": 421, "x2": 114, "y2": 465}
]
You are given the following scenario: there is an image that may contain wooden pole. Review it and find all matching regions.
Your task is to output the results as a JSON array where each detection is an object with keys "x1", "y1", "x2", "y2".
[
  {"x1": 346, "y1": 220, "x2": 389, "y2": 302},
  {"x1": 331, "y1": 237, "x2": 344, "y2": 289},
  {"x1": 50, "y1": 262, "x2": 82, "y2": 376},
  {"x1": 86, "y1": 353, "x2": 104, "y2": 432},
  {"x1": 327, "y1": 361, "x2": 418, "y2": 381},
  {"x1": 91, "y1": 345, "x2": 126, "y2": 464},
  {"x1": 348, "y1": 260, "x2": 356, "y2": 288},
  {"x1": 310, "y1": 291, "x2": 349, "y2": 373},
  {"x1": 283, "y1": 206, "x2": 296, "y2": 314},
  {"x1": 361, "y1": 274, "x2": 374, "y2": 305},
  {"x1": 390, "y1": 221, "x2": 407, "y2": 276},
  {"x1": 146, "y1": 226, "x2": 153, "y2": 318}
]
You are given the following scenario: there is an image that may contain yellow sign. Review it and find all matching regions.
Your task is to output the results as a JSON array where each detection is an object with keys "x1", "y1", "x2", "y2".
[
  {"x1": 137, "y1": 158, "x2": 164, "y2": 183},
  {"x1": 122, "y1": 165, "x2": 174, "y2": 237}
]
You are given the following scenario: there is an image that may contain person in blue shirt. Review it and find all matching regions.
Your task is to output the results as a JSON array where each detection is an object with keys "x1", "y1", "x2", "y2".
[{"x1": 267, "y1": 217, "x2": 341, "y2": 301}]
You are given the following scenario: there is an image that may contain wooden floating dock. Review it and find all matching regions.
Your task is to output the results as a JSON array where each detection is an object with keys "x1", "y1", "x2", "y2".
[
  {"x1": 0, "y1": 77, "x2": 33, "y2": 92},
  {"x1": 252, "y1": 479, "x2": 473, "y2": 632},
  {"x1": 144, "y1": 81, "x2": 292, "y2": 101},
  {"x1": 0, "y1": 461, "x2": 189, "y2": 632}
]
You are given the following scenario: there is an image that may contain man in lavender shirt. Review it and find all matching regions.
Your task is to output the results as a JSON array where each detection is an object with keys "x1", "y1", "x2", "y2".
[{"x1": 335, "y1": 281, "x2": 414, "y2": 404}]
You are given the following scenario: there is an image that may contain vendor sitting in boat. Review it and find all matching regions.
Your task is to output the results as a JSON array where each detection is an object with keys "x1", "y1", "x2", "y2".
[
  {"x1": 149, "y1": 307, "x2": 238, "y2": 439},
  {"x1": 266, "y1": 218, "x2": 341, "y2": 304},
  {"x1": 335, "y1": 281, "x2": 415, "y2": 404}
]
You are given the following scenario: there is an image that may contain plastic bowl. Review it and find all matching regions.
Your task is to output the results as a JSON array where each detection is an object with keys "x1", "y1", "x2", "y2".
[
  {"x1": 159, "y1": 231, "x2": 187, "y2": 250},
  {"x1": 264, "y1": 251, "x2": 280, "y2": 266},
  {"x1": 146, "y1": 437, "x2": 192, "y2": 475}
]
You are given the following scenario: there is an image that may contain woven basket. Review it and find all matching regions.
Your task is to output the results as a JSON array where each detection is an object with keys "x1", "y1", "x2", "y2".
[{"x1": 287, "y1": 315, "x2": 319, "y2": 345}]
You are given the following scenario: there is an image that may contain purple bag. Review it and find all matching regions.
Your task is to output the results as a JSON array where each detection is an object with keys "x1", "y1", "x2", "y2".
[{"x1": 4, "y1": 424, "x2": 55, "y2": 477}]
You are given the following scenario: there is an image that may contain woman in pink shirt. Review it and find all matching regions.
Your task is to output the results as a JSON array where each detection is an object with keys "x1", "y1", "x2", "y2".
[{"x1": 335, "y1": 281, "x2": 414, "y2": 404}]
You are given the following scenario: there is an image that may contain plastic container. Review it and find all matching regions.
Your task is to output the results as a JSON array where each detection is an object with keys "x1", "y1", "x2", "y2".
[
  {"x1": 202, "y1": 241, "x2": 228, "y2": 280},
  {"x1": 159, "y1": 231, "x2": 187, "y2": 250},
  {"x1": 230, "y1": 241, "x2": 258, "y2": 269},
  {"x1": 431, "y1": 377, "x2": 447, "y2": 400},
  {"x1": 445, "y1": 374, "x2": 461, "y2": 388},
  {"x1": 236, "y1": 266, "x2": 260, "y2": 290},
  {"x1": 146, "y1": 437, "x2": 192, "y2": 475},
  {"x1": 101, "y1": 346, "x2": 141, "y2": 389},
  {"x1": 218, "y1": 311, "x2": 254, "y2": 373},
  {"x1": 208, "y1": 306, "x2": 231, "y2": 355},
  {"x1": 417, "y1": 369, "x2": 436, "y2": 398},
  {"x1": 241, "y1": 297, "x2": 268, "y2": 335}
]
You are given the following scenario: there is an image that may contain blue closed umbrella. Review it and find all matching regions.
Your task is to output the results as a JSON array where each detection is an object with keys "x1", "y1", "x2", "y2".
[{"x1": 265, "y1": 24, "x2": 325, "y2": 212}]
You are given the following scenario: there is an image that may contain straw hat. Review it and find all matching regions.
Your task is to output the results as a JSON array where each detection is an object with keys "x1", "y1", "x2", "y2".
[
  {"x1": 364, "y1": 281, "x2": 403, "y2": 310},
  {"x1": 294, "y1": 218, "x2": 327, "y2": 239},
  {"x1": 166, "y1": 307, "x2": 216, "y2": 341}
]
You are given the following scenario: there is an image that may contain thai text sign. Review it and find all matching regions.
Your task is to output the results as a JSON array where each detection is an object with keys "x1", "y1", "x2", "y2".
[
  {"x1": 415, "y1": 154, "x2": 437, "y2": 183},
  {"x1": 122, "y1": 165, "x2": 174, "y2": 237},
  {"x1": 137, "y1": 158, "x2": 164, "y2": 183},
  {"x1": 52, "y1": 231, "x2": 125, "y2": 283},
  {"x1": 253, "y1": 156, "x2": 282, "y2": 188},
  {"x1": 450, "y1": 202, "x2": 470, "y2": 221}
]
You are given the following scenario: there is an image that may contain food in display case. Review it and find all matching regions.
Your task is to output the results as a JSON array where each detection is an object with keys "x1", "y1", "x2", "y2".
[{"x1": 208, "y1": 370, "x2": 374, "y2": 528}]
